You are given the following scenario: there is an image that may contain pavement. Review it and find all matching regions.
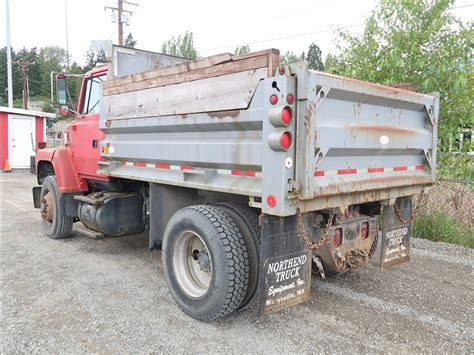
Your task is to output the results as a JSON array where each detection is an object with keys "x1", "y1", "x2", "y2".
[{"x1": 1, "y1": 170, "x2": 473, "y2": 353}]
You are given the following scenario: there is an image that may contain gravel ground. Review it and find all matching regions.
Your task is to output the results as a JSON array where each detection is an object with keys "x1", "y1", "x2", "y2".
[{"x1": 1, "y1": 171, "x2": 473, "y2": 353}]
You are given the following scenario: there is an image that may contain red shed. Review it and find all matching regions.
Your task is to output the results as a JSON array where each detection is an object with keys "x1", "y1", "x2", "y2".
[{"x1": 0, "y1": 107, "x2": 56, "y2": 170}]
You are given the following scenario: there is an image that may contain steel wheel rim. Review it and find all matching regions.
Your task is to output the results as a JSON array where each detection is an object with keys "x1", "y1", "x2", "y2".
[{"x1": 172, "y1": 230, "x2": 213, "y2": 298}]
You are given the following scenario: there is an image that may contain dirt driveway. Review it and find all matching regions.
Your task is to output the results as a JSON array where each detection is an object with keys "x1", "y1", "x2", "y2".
[{"x1": 1, "y1": 171, "x2": 472, "y2": 353}]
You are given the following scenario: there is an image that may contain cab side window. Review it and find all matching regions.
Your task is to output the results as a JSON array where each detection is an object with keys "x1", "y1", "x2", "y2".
[{"x1": 81, "y1": 74, "x2": 106, "y2": 115}]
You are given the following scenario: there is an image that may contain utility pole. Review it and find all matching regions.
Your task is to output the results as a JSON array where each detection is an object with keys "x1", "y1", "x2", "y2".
[
  {"x1": 118, "y1": 0, "x2": 123, "y2": 46},
  {"x1": 105, "y1": 0, "x2": 138, "y2": 46},
  {"x1": 6, "y1": 0, "x2": 13, "y2": 107},
  {"x1": 14, "y1": 61, "x2": 35, "y2": 109}
]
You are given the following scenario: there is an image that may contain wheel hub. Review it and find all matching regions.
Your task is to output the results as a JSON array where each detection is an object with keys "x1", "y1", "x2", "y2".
[
  {"x1": 193, "y1": 249, "x2": 211, "y2": 272},
  {"x1": 41, "y1": 192, "x2": 54, "y2": 222}
]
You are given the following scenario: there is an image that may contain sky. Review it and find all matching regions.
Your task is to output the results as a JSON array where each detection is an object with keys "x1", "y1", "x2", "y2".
[{"x1": 1, "y1": 0, "x2": 473, "y2": 66}]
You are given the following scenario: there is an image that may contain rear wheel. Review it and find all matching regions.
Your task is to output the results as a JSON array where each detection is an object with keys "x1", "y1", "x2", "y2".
[
  {"x1": 40, "y1": 176, "x2": 73, "y2": 239},
  {"x1": 162, "y1": 205, "x2": 249, "y2": 321},
  {"x1": 215, "y1": 202, "x2": 260, "y2": 309}
]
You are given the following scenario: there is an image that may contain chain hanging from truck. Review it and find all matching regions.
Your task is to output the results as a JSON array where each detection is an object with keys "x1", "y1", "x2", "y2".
[
  {"x1": 392, "y1": 189, "x2": 426, "y2": 225},
  {"x1": 296, "y1": 207, "x2": 335, "y2": 250}
]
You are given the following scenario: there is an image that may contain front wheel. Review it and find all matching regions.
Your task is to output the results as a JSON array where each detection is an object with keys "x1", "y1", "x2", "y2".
[
  {"x1": 162, "y1": 205, "x2": 249, "y2": 321},
  {"x1": 40, "y1": 176, "x2": 73, "y2": 239}
]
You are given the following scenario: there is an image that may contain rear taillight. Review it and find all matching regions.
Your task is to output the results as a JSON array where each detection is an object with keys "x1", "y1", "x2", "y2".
[
  {"x1": 281, "y1": 107, "x2": 292, "y2": 126},
  {"x1": 269, "y1": 106, "x2": 292, "y2": 127},
  {"x1": 268, "y1": 131, "x2": 292, "y2": 151},
  {"x1": 280, "y1": 131, "x2": 292, "y2": 150},
  {"x1": 333, "y1": 228, "x2": 342, "y2": 247},
  {"x1": 361, "y1": 222, "x2": 368, "y2": 240}
]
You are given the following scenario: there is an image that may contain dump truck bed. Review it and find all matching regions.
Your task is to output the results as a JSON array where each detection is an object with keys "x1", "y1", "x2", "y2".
[{"x1": 98, "y1": 47, "x2": 438, "y2": 216}]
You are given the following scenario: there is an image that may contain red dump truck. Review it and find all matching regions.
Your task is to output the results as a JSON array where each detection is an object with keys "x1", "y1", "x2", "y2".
[{"x1": 33, "y1": 45, "x2": 438, "y2": 321}]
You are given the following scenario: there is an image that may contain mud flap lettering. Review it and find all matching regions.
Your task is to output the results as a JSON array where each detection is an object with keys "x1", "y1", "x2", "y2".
[
  {"x1": 380, "y1": 196, "x2": 412, "y2": 269},
  {"x1": 258, "y1": 214, "x2": 311, "y2": 315}
]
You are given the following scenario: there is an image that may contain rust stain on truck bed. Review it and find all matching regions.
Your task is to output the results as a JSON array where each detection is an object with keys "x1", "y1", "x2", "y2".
[{"x1": 346, "y1": 124, "x2": 417, "y2": 136}]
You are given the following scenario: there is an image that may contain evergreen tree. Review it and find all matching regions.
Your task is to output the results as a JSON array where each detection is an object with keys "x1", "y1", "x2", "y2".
[
  {"x1": 306, "y1": 43, "x2": 324, "y2": 71},
  {"x1": 125, "y1": 33, "x2": 137, "y2": 48}
]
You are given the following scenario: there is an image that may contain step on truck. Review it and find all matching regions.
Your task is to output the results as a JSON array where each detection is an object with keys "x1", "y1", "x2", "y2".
[{"x1": 33, "y1": 44, "x2": 439, "y2": 321}]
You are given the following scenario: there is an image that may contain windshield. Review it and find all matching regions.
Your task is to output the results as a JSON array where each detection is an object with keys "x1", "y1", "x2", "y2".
[{"x1": 81, "y1": 74, "x2": 106, "y2": 115}]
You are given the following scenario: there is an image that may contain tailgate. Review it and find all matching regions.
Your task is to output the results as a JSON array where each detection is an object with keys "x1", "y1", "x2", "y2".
[{"x1": 291, "y1": 65, "x2": 438, "y2": 203}]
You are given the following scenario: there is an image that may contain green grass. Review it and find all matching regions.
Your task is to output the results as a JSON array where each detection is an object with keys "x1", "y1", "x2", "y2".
[{"x1": 413, "y1": 213, "x2": 474, "y2": 248}]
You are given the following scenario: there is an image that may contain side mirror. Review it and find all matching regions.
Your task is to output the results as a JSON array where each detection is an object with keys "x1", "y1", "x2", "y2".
[
  {"x1": 37, "y1": 142, "x2": 47, "y2": 149},
  {"x1": 56, "y1": 73, "x2": 67, "y2": 105}
]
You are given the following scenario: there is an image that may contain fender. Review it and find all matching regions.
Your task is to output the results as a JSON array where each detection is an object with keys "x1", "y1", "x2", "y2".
[{"x1": 36, "y1": 147, "x2": 88, "y2": 193}]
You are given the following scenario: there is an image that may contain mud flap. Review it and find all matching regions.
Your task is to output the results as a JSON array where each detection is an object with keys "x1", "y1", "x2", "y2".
[
  {"x1": 258, "y1": 214, "x2": 312, "y2": 315},
  {"x1": 32, "y1": 186, "x2": 42, "y2": 208},
  {"x1": 380, "y1": 196, "x2": 412, "y2": 269}
]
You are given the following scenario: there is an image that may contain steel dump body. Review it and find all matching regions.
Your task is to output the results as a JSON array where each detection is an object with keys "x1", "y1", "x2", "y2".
[{"x1": 98, "y1": 47, "x2": 438, "y2": 216}]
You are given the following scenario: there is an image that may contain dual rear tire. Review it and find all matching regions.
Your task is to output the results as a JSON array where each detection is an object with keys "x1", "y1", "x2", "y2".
[{"x1": 162, "y1": 204, "x2": 260, "y2": 322}]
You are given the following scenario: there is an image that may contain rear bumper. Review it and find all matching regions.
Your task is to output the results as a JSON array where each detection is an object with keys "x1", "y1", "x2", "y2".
[{"x1": 313, "y1": 217, "x2": 377, "y2": 274}]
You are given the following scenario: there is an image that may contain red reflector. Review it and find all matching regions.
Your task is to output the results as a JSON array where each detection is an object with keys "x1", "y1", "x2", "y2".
[
  {"x1": 267, "y1": 195, "x2": 276, "y2": 207},
  {"x1": 338, "y1": 168, "x2": 357, "y2": 175},
  {"x1": 281, "y1": 107, "x2": 292, "y2": 126},
  {"x1": 280, "y1": 132, "x2": 292, "y2": 150},
  {"x1": 333, "y1": 228, "x2": 342, "y2": 247},
  {"x1": 361, "y1": 222, "x2": 369, "y2": 240},
  {"x1": 393, "y1": 166, "x2": 408, "y2": 171},
  {"x1": 287, "y1": 94, "x2": 295, "y2": 105},
  {"x1": 415, "y1": 165, "x2": 424, "y2": 170},
  {"x1": 231, "y1": 170, "x2": 256, "y2": 177},
  {"x1": 368, "y1": 167, "x2": 384, "y2": 173},
  {"x1": 269, "y1": 94, "x2": 278, "y2": 105},
  {"x1": 314, "y1": 170, "x2": 325, "y2": 177}
]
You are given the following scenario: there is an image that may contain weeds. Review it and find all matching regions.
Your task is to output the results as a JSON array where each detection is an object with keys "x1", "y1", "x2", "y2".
[{"x1": 413, "y1": 213, "x2": 474, "y2": 248}]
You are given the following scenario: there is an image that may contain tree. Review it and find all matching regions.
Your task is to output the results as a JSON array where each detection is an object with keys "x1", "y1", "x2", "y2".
[
  {"x1": 333, "y1": 0, "x2": 473, "y2": 176},
  {"x1": 83, "y1": 47, "x2": 108, "y2": 72},
  {"x1": 125, "y1": 33, "x2": 137, "y2": 48},
  {"x1": 324, "y1": 53, "x2": 344, "y2": 75},
  {"x1": 280, "y1": 51, "x2": 304, "y2": 66},
  {"x1": 234, "y1": 45, "x2": 250, "y2": 55},
  {"x1": 161, "y1": 31, "x2": 198, "y2": 59},
  {"x1": 37, "y1": 46, "x2": 70, "y2": 96},
  {"x1": 306, "y1": 43, "x2": 324, "y2": 71}
]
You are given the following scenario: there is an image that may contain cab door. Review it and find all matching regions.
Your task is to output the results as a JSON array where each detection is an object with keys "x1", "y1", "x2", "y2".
[{"x1": 68, "y1": 70, "x2": 107, "y2": 180}]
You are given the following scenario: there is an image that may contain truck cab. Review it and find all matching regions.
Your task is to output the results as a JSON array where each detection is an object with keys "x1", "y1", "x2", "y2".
[{"x1": 36, "y1": 65, "x2": 108, "y2": 192}]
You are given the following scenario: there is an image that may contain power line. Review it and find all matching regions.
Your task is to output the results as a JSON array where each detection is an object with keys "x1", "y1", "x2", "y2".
[
  {"x1": 201, "y1": 3, "x2": 473, "y2": 53},
  {"x1": 449, "y1": 3, "x2": 474, "y2": 9},
  {"x1": 202, "y1": 23, "x2": 363, "y2": 53}
]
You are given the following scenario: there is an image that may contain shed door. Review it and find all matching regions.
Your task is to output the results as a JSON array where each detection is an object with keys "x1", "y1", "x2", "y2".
[{"x1": 10, "y1": 115, "x2": 35, "y2": 168}]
